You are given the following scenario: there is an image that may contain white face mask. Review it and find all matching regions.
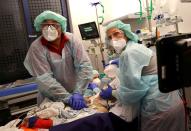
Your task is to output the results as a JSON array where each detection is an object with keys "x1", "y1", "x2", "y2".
[
  {"x1": 42, "y1": 25, "x2": 58, "y2": 42},
  {"x1": 111, "y1": 39, "x2": 126, "y2": 54}
]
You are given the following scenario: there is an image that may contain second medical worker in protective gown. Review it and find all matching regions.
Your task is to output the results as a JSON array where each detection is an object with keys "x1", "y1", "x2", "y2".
[
  {"x1": 24, "y1": 10, "x2": 93, "y2": 110},
  {"x1": 99, "y1": 20, "x2": 185, "y2": 131}
]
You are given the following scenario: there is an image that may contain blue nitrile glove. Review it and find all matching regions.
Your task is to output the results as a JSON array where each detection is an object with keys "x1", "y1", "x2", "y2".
[
  {"x1": 109, "y1": 58, "x2": 119, "y2": 67},
  {"x1": 87, "y1": 83, "x2": 98, "y2": 90},
  {"x1": 68, "y1": 93, "x2": 87, "y2": 110},
  {"x1": 100, "y1": 85, "x2": 112, "y2": 100}
]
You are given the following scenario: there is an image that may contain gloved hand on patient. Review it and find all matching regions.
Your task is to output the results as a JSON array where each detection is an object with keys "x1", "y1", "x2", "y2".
[
  {"x1": 87, "y1": 82, "x2": 101, "y2": 94},
  {"x1": 99, "y1": 85, "x2": 112, "y2": 100},
  {"x1": 68, "y1": 93, "x2": 87, "y2": 110},
  {"x1": 87, "y1": 83, "x2": 98, "y2": 90}
]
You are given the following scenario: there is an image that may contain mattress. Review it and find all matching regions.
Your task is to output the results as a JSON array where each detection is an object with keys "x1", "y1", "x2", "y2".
[{"x1": 0, "y1": 83, "x2": 38, "y2": 99}]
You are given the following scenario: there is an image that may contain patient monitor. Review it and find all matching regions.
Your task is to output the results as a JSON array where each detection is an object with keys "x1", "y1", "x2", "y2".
[{"x1": 78, "y1": 21, "x2": 99, "y2": 40}]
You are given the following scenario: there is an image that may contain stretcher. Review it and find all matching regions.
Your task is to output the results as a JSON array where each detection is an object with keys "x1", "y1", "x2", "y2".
[
  {"x1": 0, "y1": 83, "x2": 38, "y2": 116},
  {"x1": 0, "y1": 83, "x2": 38, "y2": 99}
]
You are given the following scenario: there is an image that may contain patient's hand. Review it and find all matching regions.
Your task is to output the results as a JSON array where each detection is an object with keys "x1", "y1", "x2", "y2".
[{"x1": 84, "y1": 93, "x2": 108, "y2": 113}]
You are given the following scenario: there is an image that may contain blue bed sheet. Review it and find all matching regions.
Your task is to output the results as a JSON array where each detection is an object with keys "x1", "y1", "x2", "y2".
[{"x1": 0, "y1": 83, "x2": 38, "y2": 97}]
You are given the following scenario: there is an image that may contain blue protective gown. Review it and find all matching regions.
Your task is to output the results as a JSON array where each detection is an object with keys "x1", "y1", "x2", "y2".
[{"x1": 116, "y1": 41, "x2": 185, "y2": 131}]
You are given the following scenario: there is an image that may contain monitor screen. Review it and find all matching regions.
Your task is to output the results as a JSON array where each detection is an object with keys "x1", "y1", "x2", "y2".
[{"x1": 78, "y1": 22, "x2": 99, "y2": 40}]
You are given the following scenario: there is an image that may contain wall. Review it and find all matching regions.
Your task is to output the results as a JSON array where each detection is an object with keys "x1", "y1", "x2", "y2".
[
  {"x1": 67, "y1": 0, "x2": 98, "y2": 44},
  {"x1": 152, "y1": 0, "x2": 191, "y2": 35},
  {"x1": 176, "y1": 1, "x2": 191, "y2": 33},
  {"x1": 101, "y1": 0, "x2": 141, "y2": 23}
]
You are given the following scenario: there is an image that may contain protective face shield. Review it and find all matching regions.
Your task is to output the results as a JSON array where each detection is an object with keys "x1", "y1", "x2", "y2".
[
  {"x1": 42, "y1": 25, "x2": 58, "y2": 41},
  {"x1": 111, "y1": 39, "x2": 126, "y2": 54}
]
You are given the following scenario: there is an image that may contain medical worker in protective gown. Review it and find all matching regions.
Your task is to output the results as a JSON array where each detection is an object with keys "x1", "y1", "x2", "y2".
[
  {"x1": 24, "y1": 10, "x2": 93, "y2": 110},
  {"x1": 99, "y1": 20, "x2": 185, "y2": 131}
]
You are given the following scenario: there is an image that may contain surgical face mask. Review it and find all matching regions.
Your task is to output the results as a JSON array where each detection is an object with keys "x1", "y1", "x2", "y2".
[
  {"x1": 111, "y1": 39, "x2": 126, "y2": 54},
  {"x1": 42, "y1": 25, "x2": 58, "y2": 42}
]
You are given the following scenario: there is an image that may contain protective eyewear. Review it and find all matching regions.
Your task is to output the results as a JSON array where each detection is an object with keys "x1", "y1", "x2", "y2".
[
  {"x1": 107, "y1": 30, "x2": 124, "y2": 40},
  {"x1": 41, "y1": 23, "x2": 61, "y2": 29}
]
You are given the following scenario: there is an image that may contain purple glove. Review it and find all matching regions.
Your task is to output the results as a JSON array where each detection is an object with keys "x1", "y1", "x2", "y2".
[
  {"x1": 87, "y1": 83, "x2": 98, "y2": 90},
  {"x1": 104, "y1": 63, "x2": 109, "y2": 68},
  {"x1": 110, "y1": 58, "x2": 119, "y2": 67},
  {"x1": 99, "y1": 85, "x2": 112, "y2": 99},
  {"x1": 68, "y1": 93, "x2": 87, "y2": 110}
]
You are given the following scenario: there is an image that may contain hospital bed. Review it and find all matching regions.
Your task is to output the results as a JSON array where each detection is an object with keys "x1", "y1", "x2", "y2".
[
  {"x1": 0, "y1": 83, "x2": 38, "y2": 125},
  {"x1": 0, "y1": 83, "x2": 139, "y2": 131}
]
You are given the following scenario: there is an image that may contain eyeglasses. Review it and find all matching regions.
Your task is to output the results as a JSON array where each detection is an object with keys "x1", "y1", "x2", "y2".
[
  {"x1": 107, "y1": 30, "x2": 124, "y2": 40},
  {"x1": 41, "y1": 23, "x2": 61, "y2": 29}
]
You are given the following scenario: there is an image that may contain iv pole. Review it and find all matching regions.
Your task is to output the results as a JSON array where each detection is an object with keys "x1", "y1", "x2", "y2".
[
  {"x1": 91, "y1": 2, "x2": 105, "y2": 67},
  {"x1": 146, "y1": 0, "x2": 152, "y2": 32}
]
